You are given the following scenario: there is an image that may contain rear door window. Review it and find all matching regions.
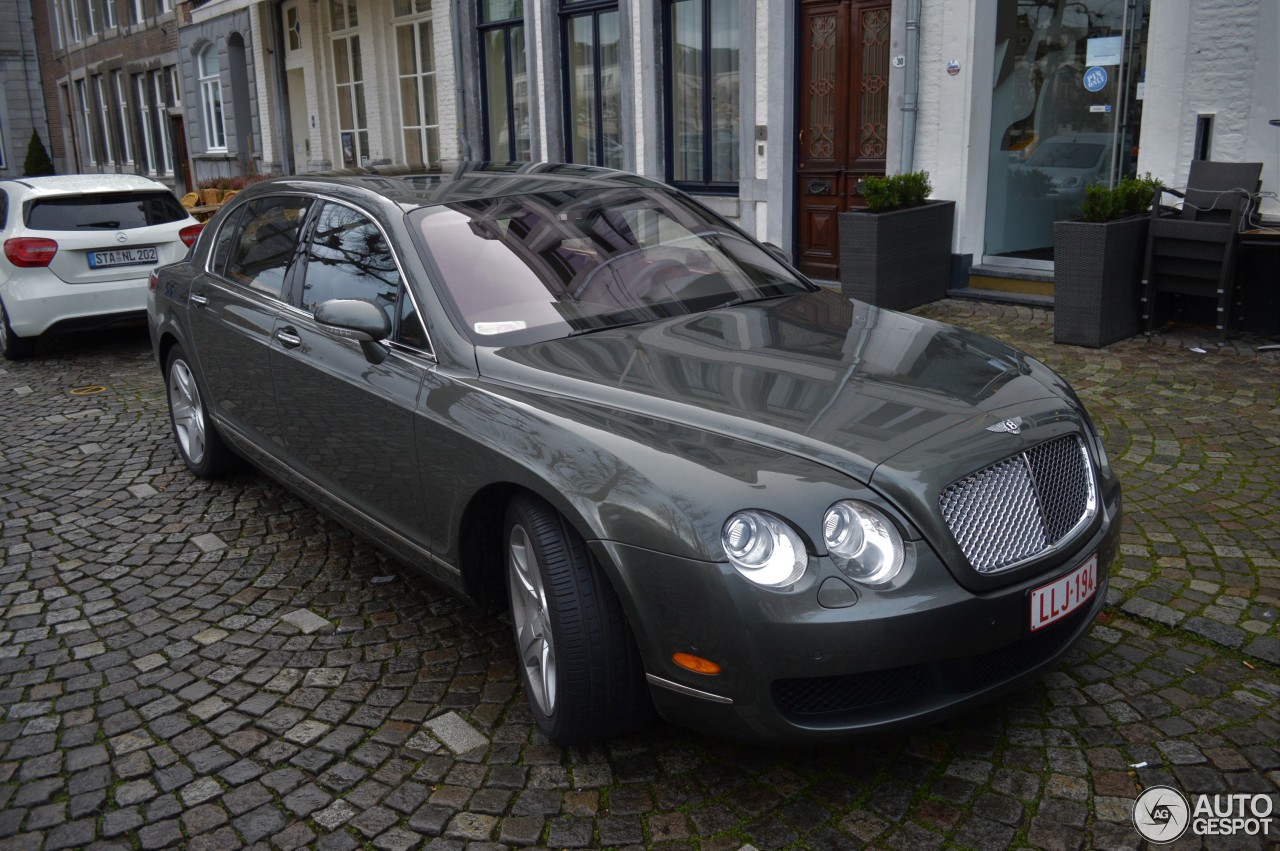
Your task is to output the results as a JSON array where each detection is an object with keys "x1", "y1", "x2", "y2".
[
  {"x1": 25, "y1": 191, "x2": 187, "y2": 231},
  {"x1": 224, "y1": 195, "x2": 313, "y2": 300}
]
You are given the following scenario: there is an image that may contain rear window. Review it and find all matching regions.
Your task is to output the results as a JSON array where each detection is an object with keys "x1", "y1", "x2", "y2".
[{"x1": 25, "y1": 191, "x2": 187, "y2": 231}]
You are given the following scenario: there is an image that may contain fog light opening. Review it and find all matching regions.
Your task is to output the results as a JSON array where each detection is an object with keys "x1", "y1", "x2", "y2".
[{"x1": 673, "y1": 652, "x2": 721, "y2": 675}]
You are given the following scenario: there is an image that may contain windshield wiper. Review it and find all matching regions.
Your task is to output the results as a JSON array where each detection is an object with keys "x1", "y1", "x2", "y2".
[
  {"x1": 566, "y1": 318, "x2": 647, "y2": 337},
  {"x1": 715, "y1": 291, "x2": 794, "y2": 310}
]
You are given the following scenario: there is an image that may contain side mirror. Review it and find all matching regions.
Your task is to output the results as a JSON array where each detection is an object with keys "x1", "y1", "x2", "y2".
[
  {"x1": 315, "y1": 298, "x2": 392, "y2": 364},
  {"x1": 762, "y1": 241, "x2": 792, "y2": 266}
]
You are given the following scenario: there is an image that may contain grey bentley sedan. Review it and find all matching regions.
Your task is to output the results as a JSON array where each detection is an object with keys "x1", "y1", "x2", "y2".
[{"x1": 147, "y1": 163, "x2": 1120, "y2": 744}]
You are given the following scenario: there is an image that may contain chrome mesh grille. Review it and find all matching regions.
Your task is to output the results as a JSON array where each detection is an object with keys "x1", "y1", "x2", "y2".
[{"x1": 939, "y1": 435, "x2": 1095, "y2": 574}]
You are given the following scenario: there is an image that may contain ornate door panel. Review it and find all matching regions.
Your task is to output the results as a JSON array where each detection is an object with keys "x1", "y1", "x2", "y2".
[{"x1": 795, "y1": 0, "x2": 890, "y2": 281}]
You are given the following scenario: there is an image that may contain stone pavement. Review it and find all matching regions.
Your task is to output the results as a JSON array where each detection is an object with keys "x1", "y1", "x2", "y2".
[{"x1": 0, "y1": 302, "x2": 1277, "y2": 851}]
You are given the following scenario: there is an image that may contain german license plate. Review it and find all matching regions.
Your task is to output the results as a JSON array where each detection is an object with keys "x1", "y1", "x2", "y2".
[
  {"x1": 87, "y1": 246, "x2": 158, "y2": 268},
  {"x1": 1030, "y1": 554, "x2": 1097, "y2": 631}
]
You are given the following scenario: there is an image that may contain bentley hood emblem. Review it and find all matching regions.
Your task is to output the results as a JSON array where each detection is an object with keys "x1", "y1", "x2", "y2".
[{"x1": 986, "y1": 416, "x2": 1024, "y2": 435}]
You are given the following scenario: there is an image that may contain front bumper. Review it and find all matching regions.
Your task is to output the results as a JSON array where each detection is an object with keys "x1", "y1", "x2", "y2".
[{"x1": 594, "y1": 487, "x2": 1120, "y2": 743}]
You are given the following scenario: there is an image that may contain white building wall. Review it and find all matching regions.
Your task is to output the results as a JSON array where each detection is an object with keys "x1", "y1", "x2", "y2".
[
  {"x1": 1141, "y1": 0, "x2": 1278, "y2": 217},
  {"x1": 893, "y1": 0, "x2": 992, "y2": 259}
]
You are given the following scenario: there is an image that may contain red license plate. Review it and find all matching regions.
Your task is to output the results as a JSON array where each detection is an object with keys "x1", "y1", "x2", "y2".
[{"x1": 1030, "y1": 554, "x2": 1097, "y2": 631}]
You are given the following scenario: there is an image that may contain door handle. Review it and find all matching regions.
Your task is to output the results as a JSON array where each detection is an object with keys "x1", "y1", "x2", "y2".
[
  {"x1": 190, "y1": 293, "x2": 208, "y2": 307},
  {"x1": 275, "y1": 327, "x2": 302, "y2": 348}
]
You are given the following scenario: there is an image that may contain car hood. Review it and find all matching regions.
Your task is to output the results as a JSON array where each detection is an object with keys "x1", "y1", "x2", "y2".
[{"x1": 477, "y1": 288, "x2": 1069, "y2": 484}]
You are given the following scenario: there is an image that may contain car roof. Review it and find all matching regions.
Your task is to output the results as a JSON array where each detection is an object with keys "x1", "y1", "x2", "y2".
[
  {"x1": 0, "y1": 173, "x2": 171, "y2": 197},
  {"x1": 242, "y1": 162, "x2": 670, "y2": 210}
]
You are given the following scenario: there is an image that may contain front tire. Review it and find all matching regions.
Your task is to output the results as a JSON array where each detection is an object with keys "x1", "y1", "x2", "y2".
[
  {"x1": 0, "y1": 299, "x2": 36, "y2": 360},
  {"x1": 505, "y1": 494, "x2": 653, "y2": 744},
  {"x1": 165, "y1": 344, "x2": 237, "y2": 477}
]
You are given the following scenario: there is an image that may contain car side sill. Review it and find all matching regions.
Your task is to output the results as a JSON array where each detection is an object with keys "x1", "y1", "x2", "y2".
[
  {"x1": 646, "y1": 674, "x2": 734, "y2": 705},
  {"x1": 215, "y1": 417, "x2": 464, "y2": 586}
]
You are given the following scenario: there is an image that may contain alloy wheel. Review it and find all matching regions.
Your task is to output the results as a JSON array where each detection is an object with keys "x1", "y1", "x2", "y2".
[
  {"x1": 168, "y1": 358, "x2": 207, "y2": 465},
  {"x1": 508, "y1": 523, "x2": 557, "y2": 717}
]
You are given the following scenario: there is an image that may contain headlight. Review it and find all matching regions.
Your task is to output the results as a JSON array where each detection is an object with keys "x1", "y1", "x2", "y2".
[
  {"x1": 721, "y1": 510, "x2": 807, "y2": 587},
  {"x1": 823, "y1": 500, "x2": 904, "y2": 585}
]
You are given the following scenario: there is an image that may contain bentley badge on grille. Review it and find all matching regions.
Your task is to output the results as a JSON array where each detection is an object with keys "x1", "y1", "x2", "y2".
[{"x1": 986, "y1": 416, "x2": 1024, "y2": 435}]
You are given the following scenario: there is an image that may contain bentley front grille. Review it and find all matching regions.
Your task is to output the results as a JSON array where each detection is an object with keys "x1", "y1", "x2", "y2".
[{"x1": 938, "y1": 434, "x2": 1095, "y2": 574}]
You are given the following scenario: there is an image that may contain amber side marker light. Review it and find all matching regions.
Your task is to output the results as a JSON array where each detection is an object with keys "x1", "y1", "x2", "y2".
[{"x1": 672, "y1": 653, "x2": 721, "y2": 675}]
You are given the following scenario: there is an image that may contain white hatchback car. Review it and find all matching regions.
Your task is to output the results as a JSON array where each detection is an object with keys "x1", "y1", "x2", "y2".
[{"x1": 1, "y1": 174, "x2": 201, "y2": 359}]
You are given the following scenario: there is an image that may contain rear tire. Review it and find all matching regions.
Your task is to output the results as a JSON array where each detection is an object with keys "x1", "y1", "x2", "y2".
[
  {"x1": 505, "y1": 494, "x2": 653, "y2": 744},
  {"x1": 0, "y1": 299, "x2": 36, "y2": 360},
  {"x1": 165, "y1": 344, "x2": 237, "y2": 477}
]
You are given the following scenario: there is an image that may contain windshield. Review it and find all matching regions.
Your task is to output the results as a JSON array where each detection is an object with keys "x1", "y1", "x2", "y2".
[{"x1": 413, "y1": 186, "x2": 812, "y2": 346}]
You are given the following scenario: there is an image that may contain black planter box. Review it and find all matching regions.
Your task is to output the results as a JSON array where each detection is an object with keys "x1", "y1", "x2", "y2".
[
  {"x1": 1053, "y1": 214, "x2": 1149, "y2": 348},
  {"x1": 838, "y1": 200, "x2": 955, "y2": 311}
]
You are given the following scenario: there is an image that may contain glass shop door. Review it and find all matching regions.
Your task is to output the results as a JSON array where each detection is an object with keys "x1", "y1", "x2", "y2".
[{"x1": 983, "y1": 0, "x2": 1150, "y2": 267}]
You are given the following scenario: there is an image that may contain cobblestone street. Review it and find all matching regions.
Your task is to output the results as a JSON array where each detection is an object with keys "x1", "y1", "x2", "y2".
[{"x1": 1, "y1": 301, "x2": 1277, "y2": 850}]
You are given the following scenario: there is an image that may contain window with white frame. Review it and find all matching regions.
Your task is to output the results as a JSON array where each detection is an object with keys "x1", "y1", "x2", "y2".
[
  {"x1": 158, "y1": 0, "x2": 172, "y2": 12},
  {"x1": 85, "y1": 0, "x2": 99, "y2": 35},
  {"x1": 75, "y1": 79, "x2": 96, "y2": 164},
  {"x1": 198, "y1": 45, "x2": 227, "y2": 151},
  {"x1": 394, "y1": 0, "x2": 441, "y2": 164},
  {"x1": 168, "y1": 66, "x2": 182, "y2": 106},
  {"x1": 104, "y1": 0, "x2": 117, "y2": 29},
  {"x1": 94, "y1": 75, "x2": 115, "y2": 164},
  {"x1": 331, "y1": 0, "x2": 368, "y2": 167},
  {"x1": 136, "y1": 73, "x2": 157, "y2": 173},
  {"x1": 66, "y1": 0, "x2": 82, "y2": 41},
  {"x1": 153, "y1": 69, "x2": 174, "y2": 169},
  {"x1": 114, "y1": 71, "x2": 134, "y2": 165},
  {"x1": 285, "y1": 2, "x2": 302, "y2": 52},
  {"x1": 50, "y1": 0, "x2": 65, "y2": 48},
  {"x1": 131, "y1": 0, "x2": 142, "y2": 22}
]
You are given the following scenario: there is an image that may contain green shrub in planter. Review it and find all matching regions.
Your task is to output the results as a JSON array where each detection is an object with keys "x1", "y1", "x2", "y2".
[
  {"x1": 1077, "y1": 174, "x2": 1161, "y2": 222},
  {"x1": 1053, "y1": 174, "x2": 1161, "y2": 348},
  {"x1": 858, "y1": 171, "x2": 932, "y2": 213},
  {"x1": 839, "y1": 171, "x2": 954, "y2": 310}
]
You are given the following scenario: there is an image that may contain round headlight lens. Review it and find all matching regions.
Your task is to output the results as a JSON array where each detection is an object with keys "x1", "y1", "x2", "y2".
[
  {"x1": 823, "y1": 500, "x2": 904, "y2": 585},
  {"x1": 721, "y1": 510, "x2": 807, "y2": 587}
]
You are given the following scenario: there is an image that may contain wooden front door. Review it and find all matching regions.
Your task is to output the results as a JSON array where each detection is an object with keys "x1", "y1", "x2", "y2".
[{"x1": 795, "y1": 0, "x2": 890, "y2": 281}]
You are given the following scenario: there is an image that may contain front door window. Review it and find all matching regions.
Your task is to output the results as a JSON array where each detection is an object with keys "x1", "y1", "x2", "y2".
[{"x1": 984, "y1": 0, "x2": 1149, "y2": 263}]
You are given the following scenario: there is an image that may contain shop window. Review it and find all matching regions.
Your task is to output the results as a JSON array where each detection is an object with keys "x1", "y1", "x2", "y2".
[
  {"x1": 663, "y1": 0, "x2": 739, "y2": 192},
  {"x1": 561, "y1": 0, "x2": 621, "y2": 168},
  {"x1": 478, "y1": 0, "x2": 530, "y2": 161}
]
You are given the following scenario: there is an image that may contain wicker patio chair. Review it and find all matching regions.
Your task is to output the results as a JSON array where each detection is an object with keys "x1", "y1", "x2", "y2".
[{"x1": 1140, "y1": 160, "x2": 1263, "y2": 338}]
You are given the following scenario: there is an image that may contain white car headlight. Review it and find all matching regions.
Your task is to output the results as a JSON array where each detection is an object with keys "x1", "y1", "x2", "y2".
[
  {"x1": 721, "y1": 510, "x2": 807, "y2": 587},
  {"x1": 823, "y1": 500, "x2": 904, "y2": 585}
]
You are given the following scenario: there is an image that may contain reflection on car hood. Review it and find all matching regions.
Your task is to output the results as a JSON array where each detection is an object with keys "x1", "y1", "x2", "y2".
[{"x1": 480, "y1": 288, "x2": 1066, "y2": 482}]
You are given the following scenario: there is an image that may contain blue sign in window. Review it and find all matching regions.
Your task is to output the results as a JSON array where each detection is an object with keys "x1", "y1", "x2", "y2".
[{"x1": 1083, "y1": 66, "x2": 1108, "y2": 92}]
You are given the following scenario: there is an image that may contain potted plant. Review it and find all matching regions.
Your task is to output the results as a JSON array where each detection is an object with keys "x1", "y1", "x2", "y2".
[
  {"x1": 1052, "y1": 174, "x2": 1161, "y2": 348},
  {"x1": 838, "y1": 171, "x2": 955, "y2": 311}
]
